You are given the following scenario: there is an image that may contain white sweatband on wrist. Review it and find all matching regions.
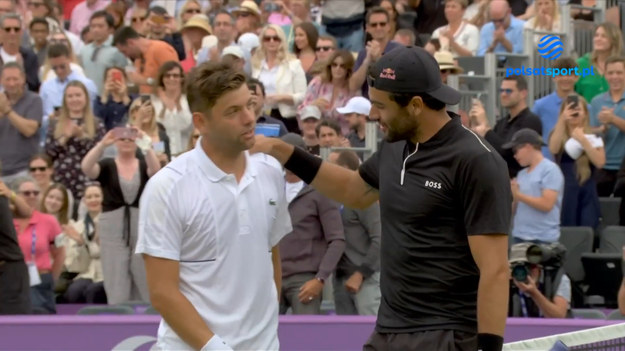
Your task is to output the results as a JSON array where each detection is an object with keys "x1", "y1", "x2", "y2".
[{"x1": 201, "y1": 335, "x2": 232, "y2": 351}]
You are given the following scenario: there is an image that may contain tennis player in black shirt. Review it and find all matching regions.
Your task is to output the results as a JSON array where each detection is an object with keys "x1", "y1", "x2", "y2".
[{"x1": 254, "y1": 46, "x2": 511, "y2": 351}]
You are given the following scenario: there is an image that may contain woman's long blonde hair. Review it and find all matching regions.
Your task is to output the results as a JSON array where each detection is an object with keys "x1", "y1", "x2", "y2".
[
  {"x1": 556, "y1": 95, "x2": 592, "y2": 185},
  {"x1": 528, "y1": 0, "x2": 561, "y2": 30},
  {"x1": 593, "y1": 22, "x2": 625, "y2": 68},
  {"x1": 251, "y1": 24, "x2": 294, "y2": 70},
  {"x1": 129, "y1": 97, "x2": 158, "y2": 136},
  {"x1": 54, "y1": 81, "x2": 97, "y2": 140}
]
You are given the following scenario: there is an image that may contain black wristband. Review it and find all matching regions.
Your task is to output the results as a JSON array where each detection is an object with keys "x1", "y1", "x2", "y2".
[
  {"x1": 478, "y1": 333, "x2": 503, "y2": 351},
  {"x1": 283, "y1": 146, "x2": 323, "y2": 184}
]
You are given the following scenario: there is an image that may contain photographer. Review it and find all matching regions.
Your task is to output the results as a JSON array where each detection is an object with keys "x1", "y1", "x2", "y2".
[{"x1": 509, "y1": 242, "x2": 571, "y2": 319}]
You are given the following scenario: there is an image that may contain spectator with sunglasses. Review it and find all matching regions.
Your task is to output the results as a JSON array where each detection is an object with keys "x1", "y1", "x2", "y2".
[
  {"x1": 350, "y1": 7, "x2": 401, "y2": 99},
  {"x1": 299, "y1": 49, "x2": 358, "y2": 135},
  {"x1": 10, "y1": 176, "x2": 65, "y2": 314},
  {"x1": 40, "y1": 31, "x2": 85, "y2": 83},
  {"x1": 179, "y1": 0, "x2": 203, "y2": 26},
  {"x1": 0, "y1": 13, "x2": 40, "y2": 92},
  {"x1": 129, "y1": 7, "x2": 148, "y2": 35},
  {"x1": 80, "y1": 11, "x2": 128, "y2": 95},
  {"x1": 150, "y1": 61, "x2": 191, "y2": 156},
  {"x1": 0, "y1": 62, "x2": 43, "y2": 185},
  {"x1": 81, "y1": 126, "x2": 160, "y2": 305},
  {"x1": 470, "y1": 75, "x2": 542, "y2": 178},
  {"x1": 28, "y1": 154, "x2": 55, "y2": 202},
  {"x1": 251, "y1": 24, "x2": 307, "y2": 134}
]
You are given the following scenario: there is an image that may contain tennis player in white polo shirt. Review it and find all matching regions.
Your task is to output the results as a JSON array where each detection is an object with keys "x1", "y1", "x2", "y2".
[{"x1": 136, "y1": 62, "x2": 292, "y2": 351}]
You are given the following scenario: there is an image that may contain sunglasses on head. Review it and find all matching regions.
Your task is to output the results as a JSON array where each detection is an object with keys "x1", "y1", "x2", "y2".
[
  {"x1": 263, "y1": 35, "x2": 281, "y2": 42},
  {"x1": 20, "y1": 190, "x2": 40, "y2": 197},
  {"x1": 3, "y1": 26, "x2": 20, "y2": 33},
  {"x1": 29, "y1": 166, "x2": 47, "y2": 172},
  {"x1": 316, "y1": 46, "x2": 333, "y2": 52}
]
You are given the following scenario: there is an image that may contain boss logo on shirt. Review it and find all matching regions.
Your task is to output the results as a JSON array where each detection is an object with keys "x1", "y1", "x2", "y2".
[
  {"x1": 269, "y1": 199, "x2": 277, "y2": 206},
  {"x1": 424, "y1": 180, "x2": 442, "y2": 189}
]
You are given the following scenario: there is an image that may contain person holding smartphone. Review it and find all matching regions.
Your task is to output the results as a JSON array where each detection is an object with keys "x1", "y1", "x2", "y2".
[
  {"x1": 548, "y1": 95, "x2": 605, "y2": 228},
  {"x1": 81, "y1": 126, "x2": 161, "y2": 305},
  {"x1": 95, "y1": 67, "x2": 135, "y2": 131}
]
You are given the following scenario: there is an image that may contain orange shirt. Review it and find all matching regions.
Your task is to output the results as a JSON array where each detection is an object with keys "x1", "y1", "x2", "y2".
[{"x1": 135, "y1": 40, "x2": 179, "y2": 94}]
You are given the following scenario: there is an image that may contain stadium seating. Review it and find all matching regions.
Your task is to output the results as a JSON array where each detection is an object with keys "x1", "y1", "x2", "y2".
[
  {"x1": 606, "y1": 309, "x2": 625, "y2": 320},
  {"x1": 559, "y1": 227, "x2": 594, "y2": 283},
  {"x1": 599, "y1": 226, "x2": 625, "y2": 254},
  {"x1": 76, "y1": 305, "x2": 135, "y2": 315},
  {"x1": 571, "y1": 308, "x2": 606, "y2": 319}
]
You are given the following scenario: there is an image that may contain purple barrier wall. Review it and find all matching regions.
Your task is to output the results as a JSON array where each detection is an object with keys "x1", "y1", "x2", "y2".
[{"x1": 0, "y1": 315, "x2": 622, "y2": 350}]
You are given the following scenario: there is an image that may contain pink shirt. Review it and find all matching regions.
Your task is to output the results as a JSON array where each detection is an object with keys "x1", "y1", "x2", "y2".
[
  {"x1": 15, "y1": 211, "x2": 62, "y2": 271},
  {"x1": 298, "y1": 76, "x2": 358, "y2": 135},
  {"x1": 69, "y1": 0, "x2": 108, "y2": 35}
]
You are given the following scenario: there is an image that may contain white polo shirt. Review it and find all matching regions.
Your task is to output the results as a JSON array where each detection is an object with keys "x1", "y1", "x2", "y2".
[{"x1": 136, "y1": 141, "x2": 292, "y2": 351}]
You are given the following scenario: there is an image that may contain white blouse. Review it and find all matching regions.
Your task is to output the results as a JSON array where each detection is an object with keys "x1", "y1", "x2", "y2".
[
  {"x1": 151, "y1": 95, "x2": 193, "y2": 155},
  {"x1": 431, "y1": 21, "x2": 480, "y2": 57}
]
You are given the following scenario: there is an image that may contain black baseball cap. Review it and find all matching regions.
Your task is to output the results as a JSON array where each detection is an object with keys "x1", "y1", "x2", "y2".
[
  {"x1": 367, "y1": 46, "x2": 461, "y2": 105},
  {"x1": 502, "y1": 128, "x2": 546, "y2": 149}
]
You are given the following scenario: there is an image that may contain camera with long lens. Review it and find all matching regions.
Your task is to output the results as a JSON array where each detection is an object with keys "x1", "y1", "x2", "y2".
[{"x1": 509, "y1": 242, "x2": 567, "y2": 283}]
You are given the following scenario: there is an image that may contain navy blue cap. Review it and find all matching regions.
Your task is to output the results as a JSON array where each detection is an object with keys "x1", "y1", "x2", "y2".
[{"x1": 367, "y1": 46, "x2": 461, "y2": 105}]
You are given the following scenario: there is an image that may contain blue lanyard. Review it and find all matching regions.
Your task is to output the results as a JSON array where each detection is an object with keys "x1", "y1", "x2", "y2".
[
  {"x1": 519, "y1": 292, "x2": 529, "y2": 317},
  {"x1": 30, "y1": 225, "x2": 37, "y2": 259}
]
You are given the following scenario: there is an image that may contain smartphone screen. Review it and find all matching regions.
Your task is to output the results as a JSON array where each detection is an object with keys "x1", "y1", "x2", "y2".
[
  {"x1": 113, "y1": 127, "x2": 137, "y2": 140},
  {"x1": 566, "y1": 95, "x2": 579, "y2": 108},
  {"x1": 112, "y1": 71, "x2": 122, "y2": 82},
  {"x1": 255, "y1": 123, "x2": 280, "y2": 137}
]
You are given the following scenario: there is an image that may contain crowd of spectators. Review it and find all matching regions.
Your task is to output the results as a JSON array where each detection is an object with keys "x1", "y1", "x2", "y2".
[{"x1": 0, "y1": 0, "x2": 624, "y2": 319}]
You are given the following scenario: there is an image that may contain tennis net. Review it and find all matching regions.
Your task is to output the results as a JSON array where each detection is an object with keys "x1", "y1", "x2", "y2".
[{"x1": 503, "y1": 322, "x2": 625, "y2": 351}]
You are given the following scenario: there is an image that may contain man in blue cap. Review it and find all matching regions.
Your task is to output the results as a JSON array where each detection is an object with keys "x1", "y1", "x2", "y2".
[{"x1": 253, "y1": 46, "x2": 511, "y2": 351}]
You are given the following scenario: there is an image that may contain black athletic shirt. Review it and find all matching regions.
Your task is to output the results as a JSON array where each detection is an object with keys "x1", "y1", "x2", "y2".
[
  {"x1": 358, "y1": 114, "x2": 512, "y2": 334},
  {"x1": 0, "y1": 196, "x2": 24, "y2": 262}
]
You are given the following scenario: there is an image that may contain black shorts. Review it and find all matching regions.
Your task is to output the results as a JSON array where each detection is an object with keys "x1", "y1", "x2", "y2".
[
  {"x1": 0, "y1": 260, "x2": 31, "y2": 315},
  {"x1": 363, "y1": 329, "x2": 477, "y2": 351}
]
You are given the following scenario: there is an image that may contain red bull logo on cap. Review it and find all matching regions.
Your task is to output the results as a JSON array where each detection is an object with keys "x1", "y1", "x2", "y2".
[{"x1": 380, "y1": 68, "x2": 396, "y2": 80}]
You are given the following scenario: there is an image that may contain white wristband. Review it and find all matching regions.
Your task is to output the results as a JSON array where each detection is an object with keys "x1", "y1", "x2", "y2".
[{"x1": 201, "y1": 334, "x2": 233, "y2": 351}]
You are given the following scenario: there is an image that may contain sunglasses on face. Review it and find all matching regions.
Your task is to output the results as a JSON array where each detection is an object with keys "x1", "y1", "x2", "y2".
[
  {"x1": 3, "y1": 27, "x2": 20, "y2": 33},
  {"x1": 500, "y1": 88, "x2": 514, "y2": 95},
  {"x1": 441, "y1": 69, "x2": 452, "y2": 74},
  {"x1": 369, "y1": 22, "x2": 387, "y2": 28},
  {"x1": 29, "y1": 166, "x2": 48, "y2": 172},
  {"x1": 332, "y1": 62, "x2": 346, "y2": 69},
  {"x1": 185, "y1": 8, "x2": 201, "y2": 14},
  {"x1": 316, "y1": 46, "x2": 333, "y2": 52},
  {"x1": 131, "y1": 17, "x2": 144, "y2": 23},
  {"x1": 238, "y1": 12, "x2": 252, "y2": 17},
  {"x1": 20, "y1": 190, "x2": 40, "y2": 197},
  {"x1": 263, "y1": 35, "x2": 281, "y2": 42}
]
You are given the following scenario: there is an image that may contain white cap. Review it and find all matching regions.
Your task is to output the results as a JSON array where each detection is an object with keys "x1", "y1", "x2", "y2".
[
  {"x1": 300, "y1": 105, "x2": 321, "y2": 120},
  {"x1": 221, "y1": 45, "x2": 245, "y2": 59},
  {"x1": 564, "y1": 138, "x2": 584, "y2": 160},
  {"x1": 336, "y1": 96, "x2": 371, "y2": 115},
  {"x1": 238, "y1": 33, "x2": 260, "y2": 54}
]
